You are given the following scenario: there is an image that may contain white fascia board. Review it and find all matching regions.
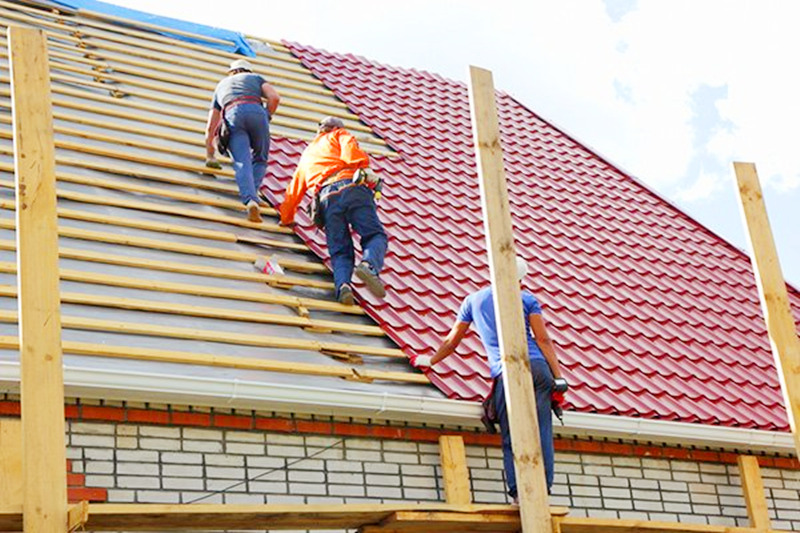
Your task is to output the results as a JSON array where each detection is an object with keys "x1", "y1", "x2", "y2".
[
  {"x1": 0, "y1": 362, "x2": 794, "y2": 454},
  {"x1": 0, "y1": 362, "x2": 478, "y2": 426},
  {"x1": 557, "y1": 411, "x2": 795, "y2": 454}
]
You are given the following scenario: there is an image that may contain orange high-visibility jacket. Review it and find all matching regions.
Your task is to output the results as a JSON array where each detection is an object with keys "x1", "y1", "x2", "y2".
[{"x1": 279, "y1": 128, "x2": 369, "y2": 225}]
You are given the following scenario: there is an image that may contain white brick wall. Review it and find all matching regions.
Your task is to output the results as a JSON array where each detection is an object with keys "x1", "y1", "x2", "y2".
[{"x1": 63, "y1": 420, "x2": 800, "y2": 532}]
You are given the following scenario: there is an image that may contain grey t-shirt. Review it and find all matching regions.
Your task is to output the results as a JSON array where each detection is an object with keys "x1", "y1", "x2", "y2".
[{"x1": 212, "y1": 72, "x2": 266, "y2": 110}]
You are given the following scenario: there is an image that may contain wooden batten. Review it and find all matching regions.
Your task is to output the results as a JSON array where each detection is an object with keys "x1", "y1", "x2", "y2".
[
  {"x1": 0, "y1": 310, "x2": 405, "y2": 359},
  {"x1": 468, "y1": 65, "x2": 551, "y2": 532},
  {"x1": 8, "y1": 25, "x2": 68, "y2": 533},
  {"x1": 0, "y1": 337, "x2": 428, "y2": 385},
  {"x1": 0, "y1": 284, "x2": 384, "y2": 337},
  {"x1": 0, "y1": 245, "x2": 363, "y2": 316},
  {"x1": 734, "y1": 162, "x2": 800, "y2": 456}
]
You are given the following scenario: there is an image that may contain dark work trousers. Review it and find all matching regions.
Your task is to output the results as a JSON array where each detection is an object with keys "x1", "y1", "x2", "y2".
[
  {"x1": 321, "y1": 180, "x2": 388, "y2": 298},
  {"x1": 226, "y1": 103, "x2": 270, "y2": 205},
  {"x1": 494, "y1": 358, "x2": 555, "y2": 498}
]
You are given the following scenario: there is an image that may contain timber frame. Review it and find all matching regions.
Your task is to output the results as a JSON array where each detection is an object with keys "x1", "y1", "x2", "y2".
[{"x1": 0, "y1": 3, "x2": 797, "y2": 531}]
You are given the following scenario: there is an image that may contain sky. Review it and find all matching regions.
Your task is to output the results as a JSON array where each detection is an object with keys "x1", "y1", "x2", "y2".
[{"x1": 108, "y1": 0, "x2": 799, "y2": 285}]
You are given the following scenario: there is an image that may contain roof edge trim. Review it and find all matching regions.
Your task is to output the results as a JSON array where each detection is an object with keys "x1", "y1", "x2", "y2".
[{"x1": 0, "y1": 363, "x2": 793, "y2": 454}]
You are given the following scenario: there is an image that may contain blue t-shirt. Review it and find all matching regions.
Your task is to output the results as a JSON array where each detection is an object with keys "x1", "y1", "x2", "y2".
[
  {"x1": 457, "y1": 287, "x2": 545, "y2": 378},
  {"x1": 212, "y1": 72, "x2": 266, "y2": 110}
]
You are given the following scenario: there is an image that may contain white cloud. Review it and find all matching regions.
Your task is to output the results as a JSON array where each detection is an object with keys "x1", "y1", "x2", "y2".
[{"x1": 674, "y1": 170, "x2": 724, "y2": 202}]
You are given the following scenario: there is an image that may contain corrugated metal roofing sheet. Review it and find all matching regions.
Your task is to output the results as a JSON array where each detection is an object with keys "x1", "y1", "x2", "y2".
[{"x1": 262, "y1": 41, "x2": 800, "y2": 432}]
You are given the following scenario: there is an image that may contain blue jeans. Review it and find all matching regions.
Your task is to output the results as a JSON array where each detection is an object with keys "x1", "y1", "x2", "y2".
[
  {"x1": 494, "y1": 358, "x2": 555, "y2": 498},
  {"x1": 226, "y1": 103, "x2": 269, "y2": 205},
  {"x1": 321, "y1": 181, "x2": 388, "y2": 295}
]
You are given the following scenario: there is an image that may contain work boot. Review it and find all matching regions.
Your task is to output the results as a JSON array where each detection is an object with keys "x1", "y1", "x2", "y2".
[
  {"x1": 355, "y1": 261, "x2": 385, "y2": 298},
  {"x1": 337, "y1": 284, "x2": 355, "y2": 306},
  {"x1": 246, "y1": 200, "x2": 263, "y2": 223}
]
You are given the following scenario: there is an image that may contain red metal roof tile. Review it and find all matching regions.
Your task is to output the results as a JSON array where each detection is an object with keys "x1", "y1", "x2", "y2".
[{"x1": 279, "y1": 41, "x2": 800, "y2": 433}]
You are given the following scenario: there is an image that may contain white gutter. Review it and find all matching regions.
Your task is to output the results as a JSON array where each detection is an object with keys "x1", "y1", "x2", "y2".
[{"x1": 0, "y1": 362, "x2": 794, "y2": 454}]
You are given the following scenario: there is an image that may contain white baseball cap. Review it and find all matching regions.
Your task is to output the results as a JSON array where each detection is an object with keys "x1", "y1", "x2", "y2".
[
  {"x1": 228, "y1": 59, "x2": 253, "y2": 72},
  {"x1": 516, "y1": 256, "x2": 528, "y2": 281}
]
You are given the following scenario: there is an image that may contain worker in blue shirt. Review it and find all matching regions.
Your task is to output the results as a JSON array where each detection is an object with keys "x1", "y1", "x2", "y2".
[{"x1": 411, "y1": 256, "x2": 565, "y2": 500}]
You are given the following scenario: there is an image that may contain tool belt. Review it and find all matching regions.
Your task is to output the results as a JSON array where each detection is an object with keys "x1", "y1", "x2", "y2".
[
  {"x1": 308, "y1": 168, "x2": 381, "y2": 230},
  {"x1": 308, "y1": 173, "x2": 353, "y2": 230},
  {"x1": 215, "y1": 96, "x2": 264, "y2": 156},
  {"x1": 481, "y1": 377, "x2": 500, "y2": 434}
]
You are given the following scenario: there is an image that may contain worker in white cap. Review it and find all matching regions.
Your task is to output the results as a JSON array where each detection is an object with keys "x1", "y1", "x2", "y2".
[
  {"x1": 205, "y1": 59, "x2": 281, "y2": 223},
  {"x1": 410, "y1": 255, "x2": 566, "y2": 501}
]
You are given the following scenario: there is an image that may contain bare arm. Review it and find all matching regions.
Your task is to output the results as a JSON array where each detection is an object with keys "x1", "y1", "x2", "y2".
[
  {"x1": 529, "y1": 313, "x2": 562, "y2": 379},
  {"x1": 261, "y1": 82, "x2": 280, "y2": 116},
  {"x1": 204, "y1": 107, "x2": 221, "y2": 159},
  {"x1": 431, "y1": 321, "x2": 471, "y2": 366}
]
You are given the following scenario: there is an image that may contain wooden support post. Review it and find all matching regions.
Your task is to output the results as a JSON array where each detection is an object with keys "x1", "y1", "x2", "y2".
[
  {"x1": 734, "y1": 162, "x2": 800, "y2": 457},
  {"x1": 0, "y1": 419, "x2": 22, "y2": 509},
  {"x1": 468, "y1": 65, "x2": 551, "y2": 532},
  {"x1": 8, "y1": 26, "x2": 68, "y2": 532},
  {"x1": 439, "y1": 436, "x2": 471, "y2": 505},
  {"x1": 736, "y1": 455, "x2": 770, "y2": 530}
]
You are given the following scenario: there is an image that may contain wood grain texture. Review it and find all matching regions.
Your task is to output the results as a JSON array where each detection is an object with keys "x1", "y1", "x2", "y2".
[
  {"x1": 9, "y1": 25, "x2": 67, "y2": 533},
  {"x1": 734, "y1": 162, "x2": 800, "y2": 456},
  {"x1": 469, "y1": 65, "x2": 550, "y2": 532},
  {"x1": 736, "y1": 455, "x2": 770, "y2": 529},
  {"x1": 439, "y1": 436, "x2": 471, "y2": 505}
]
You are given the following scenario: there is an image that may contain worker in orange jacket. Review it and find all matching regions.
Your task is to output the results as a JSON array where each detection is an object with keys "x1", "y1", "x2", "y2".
[{"x1": 279, "y1": 117, "x2": 388, "y2": 305}]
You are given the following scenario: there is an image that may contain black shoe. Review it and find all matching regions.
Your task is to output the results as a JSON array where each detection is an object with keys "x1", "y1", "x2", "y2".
[
  {"x1": 337, "y1": 284, "x2": 355, "y2": 305},
  {"x1": 355, "y1": 262, "x2": 385, "y2": 298}
]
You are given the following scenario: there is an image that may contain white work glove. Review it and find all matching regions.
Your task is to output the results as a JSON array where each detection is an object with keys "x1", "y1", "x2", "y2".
[{"x1": 409, "y1": 353, "x2": 433, "y2": 369}]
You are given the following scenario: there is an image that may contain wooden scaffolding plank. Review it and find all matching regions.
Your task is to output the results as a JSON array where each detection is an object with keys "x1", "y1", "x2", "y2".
[
  {"x1": 439, "y1": 435, "x2": 471, "y2": 505},
  {"x1": 8, "y1": 25, "x2": 68, "y2": 533},
  {"x1": 0, "y1": 503, "x2": 547, "y2": 532},
  {"x1": 554, "y1": 516, "x2": 787, "y2": 533},
  {"x1": 0, "y1": 310, "x2": 404, "y2": 359},
  {"x1": 734, "y1": 162, "x2": 800, "y2": 457},
  {"x1": 0, "y1": 337, "x2": 427, "y2": 385},
  {"x1": 364, "y1": 510, "x2": 522, "y2": 532},
  {"x1": 0, "y1": 419, "x2": 22, "y2": 508},
  {"x1": 737, "y1": 455, "x2": 771, "y2": 530},
  {"x1": 468, "y1": 65, "x2": 550, "y2": 533}
]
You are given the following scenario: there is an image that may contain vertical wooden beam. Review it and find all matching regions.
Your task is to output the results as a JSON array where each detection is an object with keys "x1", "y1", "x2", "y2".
[
  {"x1": 439, "y1": 435, "x2": 471, "y2": 505},
  {"x1": 0, "y1": 418, "x2": 23, "y2": 508},
  {"x1": 8, "y1": 26, "x2": 68, "y2": 532},
  {"x1": 468, "y1": 65, "x2": 551, "y2": 533},
  {"x1": 734, "y1": 162, "x2": 800, "y2": 457},
  {"x1": 737, "y1": 455, "x2": 771, "y2": 529}
]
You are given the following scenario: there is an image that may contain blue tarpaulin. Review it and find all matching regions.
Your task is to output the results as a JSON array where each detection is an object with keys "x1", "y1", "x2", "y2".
[{"x1": 51, "y1": 0, "x2": 256, "y2": 57}]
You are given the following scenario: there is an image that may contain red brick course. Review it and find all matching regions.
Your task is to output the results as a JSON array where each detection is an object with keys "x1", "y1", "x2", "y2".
[{"x1": 2, "y1": 400, "x2": 797, "y2": 470}]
